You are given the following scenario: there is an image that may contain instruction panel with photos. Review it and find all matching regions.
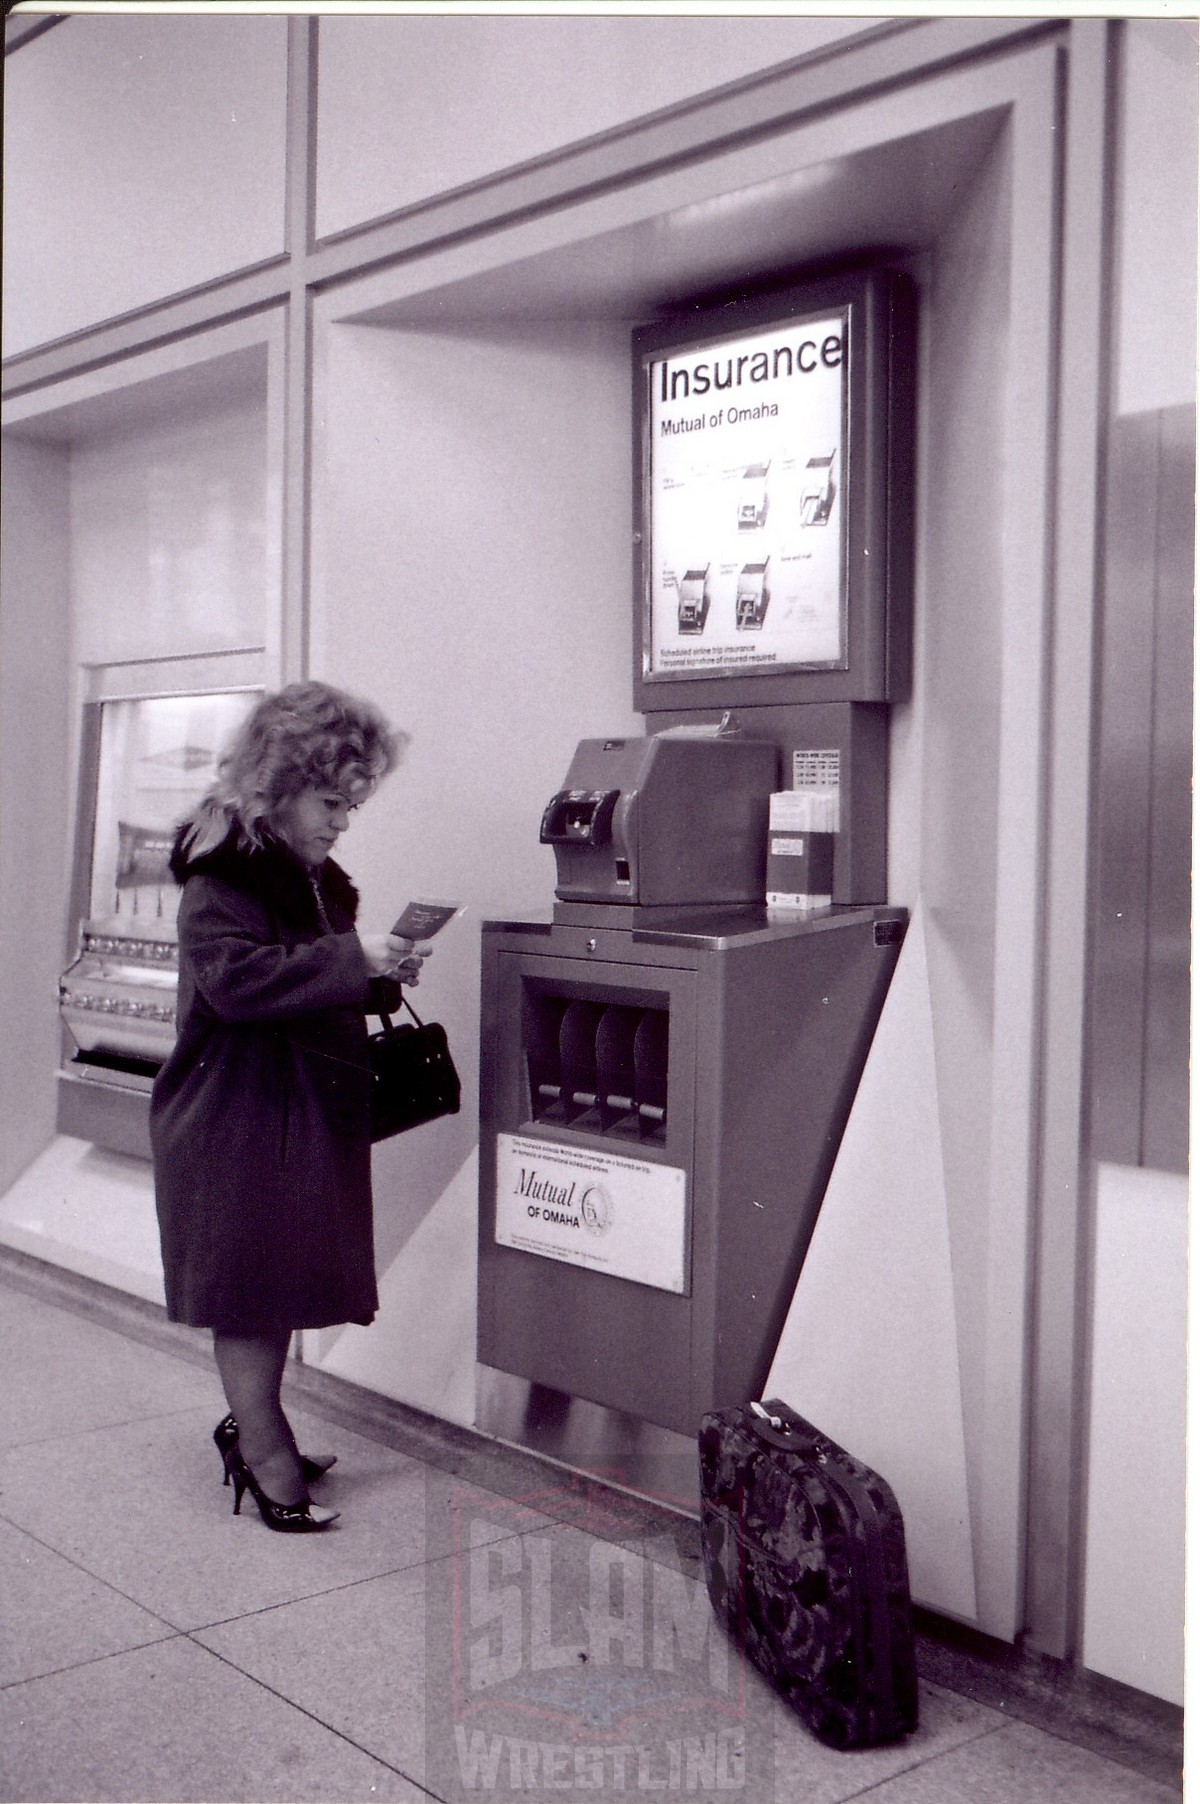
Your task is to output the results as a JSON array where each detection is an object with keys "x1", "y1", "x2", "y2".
[{"x1": 643, "y1": 308, "x2": 849, "y2": 683}]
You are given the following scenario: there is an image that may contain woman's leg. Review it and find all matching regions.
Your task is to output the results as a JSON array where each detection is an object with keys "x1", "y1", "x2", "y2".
[{"x1": 212, "y1": 1327, "x2": 306, "y2": 1505}]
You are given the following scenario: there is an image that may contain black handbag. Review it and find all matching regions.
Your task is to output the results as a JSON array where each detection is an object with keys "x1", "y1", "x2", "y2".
[{"x1": 368, "y1": 994, "x2": 461, "y2": 1141}]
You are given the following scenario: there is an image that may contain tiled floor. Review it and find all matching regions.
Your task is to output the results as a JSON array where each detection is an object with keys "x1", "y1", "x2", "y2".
[{"x1": 0, "y1": 1267, "x2": 1183, "y2": 1804}]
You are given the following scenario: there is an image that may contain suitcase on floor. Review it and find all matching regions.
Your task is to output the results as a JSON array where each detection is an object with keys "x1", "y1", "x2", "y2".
[{"x1": 698, "y1": 1398, "x2": 919, "y2": 1749}]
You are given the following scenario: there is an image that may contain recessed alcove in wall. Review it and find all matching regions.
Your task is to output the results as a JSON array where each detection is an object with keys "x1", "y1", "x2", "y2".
[
  {"x1": 346, "y1": 109, "x2": 1003, "y2": 329},
  {"x1": 0, "y1": 314, "x2": 284, "y2": 1240},
  {"x1": 313, "y1": 95, "x2": 1009, "y2": 938},
  {"x1": 4, "y1": 329, "x2": 281, "y2": 673},
  {"x1": 7, "y1": 342, "x2": 268, "y2": 443},
  {"x1": 312, "y1": 42, "x2": 1061, "y2": 1639}
]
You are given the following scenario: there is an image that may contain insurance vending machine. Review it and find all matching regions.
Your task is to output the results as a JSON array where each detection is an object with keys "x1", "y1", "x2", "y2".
[
  {"x1": 478, "y1": 266, "x2": 913, "y2": 1442},
  {"x1": 477, "y1": 735, "x2": 905, "y2": 1434}
]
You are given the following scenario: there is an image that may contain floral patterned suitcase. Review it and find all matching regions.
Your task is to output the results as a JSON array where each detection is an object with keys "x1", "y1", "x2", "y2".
[{"x1": 699, "y1": 1398, "x2": 919, "y2": 1749}]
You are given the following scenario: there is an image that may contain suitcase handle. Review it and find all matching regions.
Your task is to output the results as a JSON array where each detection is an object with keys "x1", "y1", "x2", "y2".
[{"x1": 748, "y1": 1399, "x2": 828, "y2": 1458}]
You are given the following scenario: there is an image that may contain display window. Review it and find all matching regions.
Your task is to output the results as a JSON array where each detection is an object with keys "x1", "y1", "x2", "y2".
[{"x1": 87, "y1": 689, "x2": 258, "y2": 926}]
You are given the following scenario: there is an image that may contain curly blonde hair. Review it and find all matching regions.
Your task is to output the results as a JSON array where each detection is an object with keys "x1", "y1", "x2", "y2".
[{"x1": 181, "y1": 681, "x2": 406, "y2": 859}]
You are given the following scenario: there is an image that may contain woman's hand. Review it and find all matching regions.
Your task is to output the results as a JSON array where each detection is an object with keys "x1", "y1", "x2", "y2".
[{"x1": 360, "y1": 933, "x2": 432, "y2": 985}]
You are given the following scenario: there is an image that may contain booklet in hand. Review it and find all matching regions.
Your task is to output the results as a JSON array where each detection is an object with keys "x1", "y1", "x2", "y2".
[{"x1": 390, "y1": 899, "x2": 463, "y2": 941}]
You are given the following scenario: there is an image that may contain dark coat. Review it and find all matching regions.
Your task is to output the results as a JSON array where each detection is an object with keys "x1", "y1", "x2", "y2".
[{"x1": 150, "y1": 825, "x2": 396, "y2": 1332}]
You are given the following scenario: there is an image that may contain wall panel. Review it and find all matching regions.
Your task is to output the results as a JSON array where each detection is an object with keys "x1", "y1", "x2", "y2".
[
  {"x1": 0, "y1": 439, "x2": 72, "y2": 1193},
  {"x1": 2, "y1": 14, "x2": 288, "y2": 357},
  {"x1": 1091, "y1": 406, "x2": 1193, "y2": 1174},
  {"x1": 307, "y1": 303, "x2": 642, "y2": 1406},
  {"x1": 314, "y1": 15, "x2": 877, "y2": 240},
  {"x1": 1115, "y1": 21, "x2": 1198, "y2": 416},
  {"x1": 1082, "y1": 1162, "x2": 1186, "y2": 1702},
  {"x1": 70, "y1": 393, "x2": 270, "y2": 669}
]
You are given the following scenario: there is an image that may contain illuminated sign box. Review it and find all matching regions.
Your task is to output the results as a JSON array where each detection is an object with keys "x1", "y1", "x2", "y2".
[{"x1": 633, "y1": 269, "x2": 914, "y2": 711}]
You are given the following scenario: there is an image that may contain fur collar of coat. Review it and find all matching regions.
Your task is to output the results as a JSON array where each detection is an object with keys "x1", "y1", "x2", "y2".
[{"x1": 168, "y1": 821, "x2": 360, "y2": 930}]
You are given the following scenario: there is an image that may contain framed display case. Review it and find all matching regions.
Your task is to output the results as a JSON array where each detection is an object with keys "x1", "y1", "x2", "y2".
[
  {"x1": 82, "y1": 688, "x2": 257, "y2": 927},
  {"x1": 632, "y1": 268, "x2": 914, "y2": 713},
  {"x1": 58, "y1": 680, "x2": 259, "y2": 1155}
]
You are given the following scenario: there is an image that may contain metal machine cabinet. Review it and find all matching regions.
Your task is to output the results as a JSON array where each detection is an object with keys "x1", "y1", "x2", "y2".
[{"x1": 478, "y1": 904, "x2": 905, "y2": 1437}]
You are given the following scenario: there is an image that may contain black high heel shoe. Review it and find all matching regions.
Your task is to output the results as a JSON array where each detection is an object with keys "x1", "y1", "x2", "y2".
[
  {"x1": 226, "y1": 1445, "x2": 339, "y2": 1533},
  {"x1": 213, "y1": 1413, "x2": 239, "y2": 1486},
  {"x1": 213, "y1": 1413, "x2": 336, "y2": 1486}
]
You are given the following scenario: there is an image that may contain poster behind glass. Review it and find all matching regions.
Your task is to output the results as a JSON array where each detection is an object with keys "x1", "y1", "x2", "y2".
[
  {"x1": 641, "y1": 308, "x2": 849, "y2": 685},
  {"x1": 89, "y1": 690, "x2": 257, "y2": 928}
]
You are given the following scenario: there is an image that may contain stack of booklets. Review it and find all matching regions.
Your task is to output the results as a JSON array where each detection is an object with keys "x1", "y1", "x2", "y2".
[{"x1": 765, "y1": 790, "x2": 837, "y2": 909}]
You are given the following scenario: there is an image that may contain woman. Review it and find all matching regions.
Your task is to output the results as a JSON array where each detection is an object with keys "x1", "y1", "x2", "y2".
[{"x1": 151, "y1": 681, "x2": 428, "y2": 1533}]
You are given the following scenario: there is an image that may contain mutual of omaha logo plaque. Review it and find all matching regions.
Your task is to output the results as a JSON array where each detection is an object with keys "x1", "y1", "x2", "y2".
[{"x1": 494, "y1": 1133, "x2": 688, "y2": 1293}]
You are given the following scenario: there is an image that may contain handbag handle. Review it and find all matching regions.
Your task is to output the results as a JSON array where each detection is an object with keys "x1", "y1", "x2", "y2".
[{"x1": 376, "y1": 990, "x2": 426, "y2": 1034}]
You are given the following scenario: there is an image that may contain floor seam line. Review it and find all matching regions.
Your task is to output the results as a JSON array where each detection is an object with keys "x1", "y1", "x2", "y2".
[
  {"x1": 0, "y1": 1400, "x2": 228, "y2": 1456},
  {"x1": 0, "y1": 1629, "x2": 189, "y2": 1695},
  {"x1": 824, "y1": 1717, "x2": 1012, "y2": 1802},
  {"x1": 181, "y1": 1634, "x2": 439, "y2": 1795},
  {"x1": 185, "y1": 1562, "x2": 443, "y2": 1633},
  {"x1": 0, "y1": 1510, "x2": 186, "y2": 1632},
  {"x1": 975, "y1": 1705, "x2": 1185, "y2": 1785},
  {"x1": 182, "y1": 1523, "x2": 557, "y2": 1635}
]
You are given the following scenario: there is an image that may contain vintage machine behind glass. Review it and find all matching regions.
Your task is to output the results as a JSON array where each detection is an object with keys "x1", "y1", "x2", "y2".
[{"x1": 57, "y1": 687, "x2": 257, "y2": 1156}]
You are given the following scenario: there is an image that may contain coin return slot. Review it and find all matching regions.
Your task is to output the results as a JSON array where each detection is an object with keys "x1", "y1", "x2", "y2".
[
  {"x1": 522, "y1": 990, "x2": 669, "y2": 1143},
  {"x1": 71, "y1": 1047, "x2": 163, "y2": 1081}
]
